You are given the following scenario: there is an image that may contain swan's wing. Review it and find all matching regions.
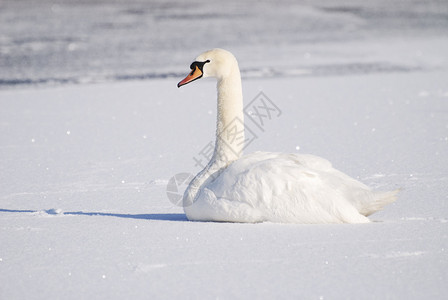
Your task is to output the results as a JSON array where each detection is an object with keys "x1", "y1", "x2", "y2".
[{"x1": 203, "y1": 152, "x2": 371, "y2": 223}]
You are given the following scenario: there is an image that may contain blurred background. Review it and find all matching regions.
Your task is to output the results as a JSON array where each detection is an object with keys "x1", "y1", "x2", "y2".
[{"x1": 1, "y1": 0, "x2": 447, "y2": 88}]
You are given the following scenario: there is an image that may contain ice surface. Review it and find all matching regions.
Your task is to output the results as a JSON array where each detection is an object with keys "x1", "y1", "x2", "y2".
[
  {"x1": 1, "y1": 0, "x2": 448, "y2": 88},
  {"x1": 1, "y1": 0, "x2": 448, "y2": 299}
]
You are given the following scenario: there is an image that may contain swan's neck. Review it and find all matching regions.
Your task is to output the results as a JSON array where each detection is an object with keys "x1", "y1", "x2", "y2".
[
  {"x1": 183, "y1": 65, "x2": 244, "y2": 206},
  {"x1": 215, "y1": 68, "x2": 245, "y2": 164}
]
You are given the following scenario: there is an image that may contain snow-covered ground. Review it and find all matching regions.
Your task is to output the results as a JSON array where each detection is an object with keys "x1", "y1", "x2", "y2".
[{"x1": 1, "y1": 0, "x2": 448, "y2": 299}]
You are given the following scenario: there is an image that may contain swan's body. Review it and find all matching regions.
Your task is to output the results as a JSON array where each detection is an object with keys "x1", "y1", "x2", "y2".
[{"x1": 178, "y1": 48, "x2": 397, "y2": 223}]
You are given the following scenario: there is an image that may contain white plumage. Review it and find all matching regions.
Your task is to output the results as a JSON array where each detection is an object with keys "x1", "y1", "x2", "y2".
[{"x1": 178, "y1": 48, "x2": 397, "y2": 224}]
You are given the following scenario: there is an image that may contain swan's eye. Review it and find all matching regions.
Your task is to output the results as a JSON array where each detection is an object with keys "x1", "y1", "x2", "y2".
[{"x1": 189, "y1": 60, "x2": 211, "y2": 73}]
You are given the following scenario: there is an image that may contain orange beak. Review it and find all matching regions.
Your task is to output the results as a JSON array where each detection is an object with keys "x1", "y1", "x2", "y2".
[{"x1": 177, "y1": 66, "x2": 203, "y2": 88}]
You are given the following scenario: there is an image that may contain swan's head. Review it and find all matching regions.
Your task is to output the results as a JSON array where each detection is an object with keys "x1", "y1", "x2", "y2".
[{"x1": 177, "y1": 48, "x2": 238, "y2": 88}]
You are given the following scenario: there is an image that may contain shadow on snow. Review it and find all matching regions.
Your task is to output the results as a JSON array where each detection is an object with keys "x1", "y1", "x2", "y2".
[{"x1": 0, "y1": 208, "x2": 188, "y2": 222}]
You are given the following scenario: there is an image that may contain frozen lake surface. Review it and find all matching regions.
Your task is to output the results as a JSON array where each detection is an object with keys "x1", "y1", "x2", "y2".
[
  {"x1": 1, "y1": 0, "x2": 448, "y2": 299},
  {"x1": 1, "y1": 0, "x2": 447, "y2": 87}
]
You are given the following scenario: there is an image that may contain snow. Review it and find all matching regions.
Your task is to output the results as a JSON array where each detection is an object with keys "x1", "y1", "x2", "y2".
[{"x1": 1, "y1": 0, "x2": 448, "y2": 299}]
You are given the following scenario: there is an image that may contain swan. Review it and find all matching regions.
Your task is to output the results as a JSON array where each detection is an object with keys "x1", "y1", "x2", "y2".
[{"x1": 177, "y1": 48, "x2": 397, "y2": 223}]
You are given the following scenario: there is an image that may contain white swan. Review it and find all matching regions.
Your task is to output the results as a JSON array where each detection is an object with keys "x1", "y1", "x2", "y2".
[{"x1": 177, "y1": 48, "x2": 397, "y2": 223}]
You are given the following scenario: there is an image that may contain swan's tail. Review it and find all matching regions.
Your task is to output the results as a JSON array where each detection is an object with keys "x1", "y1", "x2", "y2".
[{"x1": 360, "y1": 189, "x2": 399, "y2": 216}]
